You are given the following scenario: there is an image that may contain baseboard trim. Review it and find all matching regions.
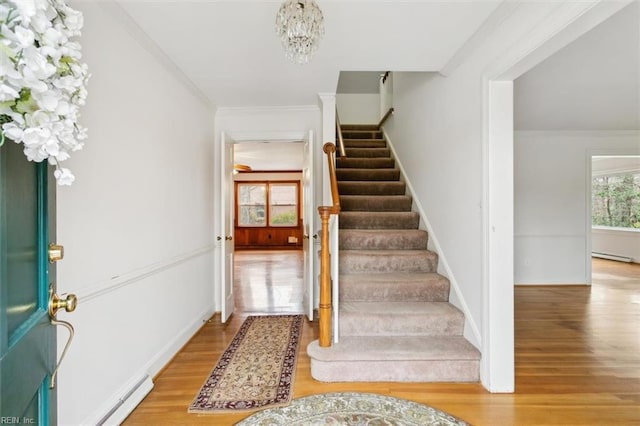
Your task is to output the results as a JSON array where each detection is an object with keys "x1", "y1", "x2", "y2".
[
  {"x1": 80, "y1": 306, "x2": 214, "y2": 426},
  {"x1": 96, "y1": 375, "x2": 153, "y2": 426}
]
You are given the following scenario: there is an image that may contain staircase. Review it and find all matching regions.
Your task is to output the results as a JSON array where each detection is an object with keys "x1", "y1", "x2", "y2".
[{"x1": 307, "y1": 124, "x2": 480, "y2": 382}]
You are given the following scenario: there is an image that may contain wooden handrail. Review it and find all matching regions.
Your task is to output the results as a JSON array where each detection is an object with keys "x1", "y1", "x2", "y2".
[
  {"x1": 318, "y1": 142, "x2": 340, "y2": 347},
  {"x1": 378, "y1": 107, "x2": 394, "y2": 128},
  {"x1": 335, "y1": 108, "x2": 346, "y2": 158}
]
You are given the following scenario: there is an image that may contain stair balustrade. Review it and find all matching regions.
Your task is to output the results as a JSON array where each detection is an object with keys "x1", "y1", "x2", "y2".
[
  {"x1": 378, "y1": 107, "x2": 394, "y2": 128},
  {"x1": 318, "y1": 142, "x2": 340, "y2": 347},
  {"x1": 335, "y1": 108, "x2": 346, "y2": 158}
]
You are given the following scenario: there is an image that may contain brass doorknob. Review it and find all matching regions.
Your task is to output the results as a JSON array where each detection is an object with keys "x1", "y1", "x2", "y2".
[
  {"x1": 303, "y1": 234, "x2": 309, "y2": 239},
  {"x1": 225, "y1": 236, "x2": 233, "y2": 241},
  {"x1": 49, "y1": 291, "x2": 78, "y2": 318}
]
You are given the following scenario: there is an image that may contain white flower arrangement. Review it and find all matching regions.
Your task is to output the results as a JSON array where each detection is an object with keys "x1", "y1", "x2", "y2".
[{"x1": 0, "y1": 0, "x2": 88, "y2": 185}]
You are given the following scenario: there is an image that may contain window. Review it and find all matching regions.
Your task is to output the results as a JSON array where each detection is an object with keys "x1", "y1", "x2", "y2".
[
  {"x1": 238, "y1": 184, "x2": 266, "y2": 227},
  {"x1": 236, "y1": 181, "x2": 299, "y2": 227},
  {"x1": 269, "y1": 183, "x2": 298, "y2": 226},
  {"x1": 592, "y1": 172, "x2": 640, "y2": 229}
]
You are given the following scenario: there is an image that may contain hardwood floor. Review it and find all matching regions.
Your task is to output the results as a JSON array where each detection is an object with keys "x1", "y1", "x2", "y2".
[
  {"x1": 123, "y1": 256, "x2": 640, "y2": 425},
  {"x1": 234, "y1": 250, "x2": 304, "y2": 315}
]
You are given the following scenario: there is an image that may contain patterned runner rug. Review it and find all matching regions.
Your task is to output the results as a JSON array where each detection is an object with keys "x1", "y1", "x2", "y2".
[
  {"x1": 188, "y1": 314, "x2": 303, "y2": 413},
  {"x1": 235, "y1": 392, "x2": 469, "y2": 425}
]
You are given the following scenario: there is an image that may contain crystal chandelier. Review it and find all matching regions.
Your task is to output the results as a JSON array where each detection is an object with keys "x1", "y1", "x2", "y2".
[{"x1": 275, "y1": 0, "x2": 325, "y2": 64}]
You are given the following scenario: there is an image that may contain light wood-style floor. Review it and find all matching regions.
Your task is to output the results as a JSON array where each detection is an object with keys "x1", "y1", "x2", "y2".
[{"x1": 123, "y1": 254, "x2": 640, "y2": 425}]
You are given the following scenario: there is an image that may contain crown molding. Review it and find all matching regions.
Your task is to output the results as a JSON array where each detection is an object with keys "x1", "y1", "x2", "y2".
[
  {"x1": 215, "y1": 105, "x2": 320, "y2": 117},
  {"x1": 100, "y1": 0, "x2": 214, "y2": 108}
]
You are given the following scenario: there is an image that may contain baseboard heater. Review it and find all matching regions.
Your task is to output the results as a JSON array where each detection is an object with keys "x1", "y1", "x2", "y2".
[
  {"x1": 591, "y1": 252, "x2": 632, "y2": 263},
  {"x1": 96, "y1": 374, "x2": 153, "y2": 425}
]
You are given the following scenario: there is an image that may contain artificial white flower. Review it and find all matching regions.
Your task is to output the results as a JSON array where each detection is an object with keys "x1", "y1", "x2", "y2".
[
  {"x1": 0, "y1": 0, "x2": 89, "y2": 185},
  {"x1": 53, "y1": 167, "x2": 74, "y2": 185},
  {"x1": 0, "y1": 83, "x2": 19, "y2": 101},
  {"x1": 13, "y1": 26, "x2": 35, "y2": 48}
]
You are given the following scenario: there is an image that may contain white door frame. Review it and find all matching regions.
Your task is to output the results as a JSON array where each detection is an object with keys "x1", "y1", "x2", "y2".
[
  {"x1": 482, "y1": 0, "x2": 632, "y2": 392},
  {"x1": 303, "y1": 130, "x2": 316, "y2": 320},
  {"x1": 220, "y1": 130, "x2": 312, "y2": 315}
]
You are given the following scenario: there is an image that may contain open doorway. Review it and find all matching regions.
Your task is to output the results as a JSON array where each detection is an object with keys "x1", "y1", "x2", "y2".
[
  {"x1": 590, "y1": 155, "x2": 640, "y2": 267},
  {"x1": 230, "y1": 141, "x2": 308, "y2": 315}
]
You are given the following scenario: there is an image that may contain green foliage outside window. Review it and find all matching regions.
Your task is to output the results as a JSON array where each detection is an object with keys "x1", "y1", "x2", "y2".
[
  {"x1": 592, "y1": 173, "x2": 640, "y2": 229},
  {"x1": 271, "y1": 211, "x2": 297, "y2": 225}
]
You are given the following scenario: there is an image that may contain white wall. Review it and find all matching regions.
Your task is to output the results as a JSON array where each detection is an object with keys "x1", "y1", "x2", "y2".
[
  {"x1": 336, "y1": 94, "x2": 380, "y2": 124},
  {"x1": 385, "y1": 69, "x2": 484, "y2": 341},
  {"x1": 514, "y1": 131, "x2": 640, "y2": 284},
  {"x1": 592, "y1": 227, "x2": 640, "y2": 263},
  {"x1": 383, "y1": 1, "x2": 633, "y2": 392},
  {"x1": 56, "y1": 3, "x2": 216, "y2": 425}
]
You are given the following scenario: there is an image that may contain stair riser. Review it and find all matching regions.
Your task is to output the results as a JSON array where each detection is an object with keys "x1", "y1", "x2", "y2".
[
  {"x1": 336, "y1": 158, "x2": 396, "y2": 169},
  {"x1": 339, "y1": 230, "x2": 427, "y2": 250},
  {"x1": 310, "y1": 359, "x2": 480, "y2": 382},
  {"x1": 340, "y1": 311, "x2": 463, "y2": 337},
  {"x1": 341, "y1": 124, "x2": 379, "y2": 131},
  {"x1": 337, "y1": 169, "x2": 400, "y2": 181},
  {"x1": 340, "y1": 213, "x2": 419, "y2": 230},
  {"x1": 343, "y1": 139, "x2": 387, "y2": 148},
  {"x1": 340, "y1": 252, "x2": 438, "y2": 273},
  {"x1": 338, "y1": 182, "x2": 406, "y2": 196},
  {"x1": 342, "y1": 131, "x2": 383, "y2": 139},
  {"x1": 344, "y1": 148, "x2": 391, "y2": 158},
  {"x1": 340, "y1": 196, "x2": 412, "y2": 212},
  {"x1": 340, "y1": 277, "x2": 449, "y2": 302}
]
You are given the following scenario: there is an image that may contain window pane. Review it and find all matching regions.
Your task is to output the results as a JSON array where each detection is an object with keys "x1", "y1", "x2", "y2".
[
  {"x1": 269, "y1": 184, "x2": 297, "y2": 226},
  {"x1": 238, "y1": 184, "x2": 266, "y2": 226},
  {"x1": 592, "y1": 172, "x2": 640, "y2": 229}
]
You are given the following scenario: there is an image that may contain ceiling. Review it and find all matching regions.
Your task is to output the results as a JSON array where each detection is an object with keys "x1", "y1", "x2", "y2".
[
  {"x1": 115, "y1": 0, "x2": 501, "y2": 108},
  {"x1": 113, "y1": 1, "x2": 638, "y2": 170},
  {"x1": 114, "y1": 0, "x2": 502, "y2": 170},
  {"x1": 234, "y1": 141, "x2": 304, "y2": 171},
  {"x1": 515, "y1": 1, "x2": 639, "y2": 130}
]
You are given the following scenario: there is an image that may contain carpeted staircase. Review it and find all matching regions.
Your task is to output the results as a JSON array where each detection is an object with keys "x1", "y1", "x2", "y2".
[{"x1": 307, "y1": 124, "x2": 480, "y2": 382}]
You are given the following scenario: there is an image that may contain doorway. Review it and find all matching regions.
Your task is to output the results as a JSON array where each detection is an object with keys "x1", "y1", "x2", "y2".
[{"x1": 228, "y1": 140, "x2": 311, "y2": 316}]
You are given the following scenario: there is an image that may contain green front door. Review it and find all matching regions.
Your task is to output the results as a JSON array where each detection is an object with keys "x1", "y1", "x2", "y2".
[{"x1": 0, "y1": 140, "x2": 57, "y2": 425}]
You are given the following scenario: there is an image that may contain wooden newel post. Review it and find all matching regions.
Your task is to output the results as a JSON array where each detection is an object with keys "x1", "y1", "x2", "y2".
[{"x1": 318, "y1": 207, "x2": 332, "y2": 347}]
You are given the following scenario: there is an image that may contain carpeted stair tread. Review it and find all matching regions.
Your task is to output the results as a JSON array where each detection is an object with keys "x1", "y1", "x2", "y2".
[
  {"x1": 339, "y1": 229, "x2": 427, "y2": 250},
  {"x1": 340, "y1": 195, "x2": 413, "y2": 212},
  {"x1": 340, "y1": 211, "x2": 419, "y2": 229},
  {"x1": 342, "y1": 139, "x2": 388, "y2": 148},
  {"x1": 339, "y1": 272, "x2": 450, "y2": 302},
  {"x1": 336, "y1": 157, "x2": 396, "y2": 169},
  {"x1": 308, "y1": 336, "x2": 480, "y2": 361},
  {"x1": 308, "y1": 120, "x2": 479, "y2": 384},
  {"x1": 340, "y1": 301, "x2": 464, "y2": 336},
  {"x1": 336, "y1": 168, "x2": 400, "y2": 181},
  {"x1": 344, "y1": 148, "x2": 391, "y2": 158},
  {"x1": 340, "y1": 250, "x2": 438, "y2": 273},
  {"x1": 307, "y1": 336, "x2": 480, "y2": 382},
  {"x1": 338, "y1": 181, "x2": 406, "y2": 196}
]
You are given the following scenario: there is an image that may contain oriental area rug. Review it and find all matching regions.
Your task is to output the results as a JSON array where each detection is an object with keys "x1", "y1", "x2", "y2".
[
  {"x1": 235, "y1": 392, "x2": 469, "y2": 425},
  {"x1": 188, "y1": 314, "x2": 303, "y2": 413}
]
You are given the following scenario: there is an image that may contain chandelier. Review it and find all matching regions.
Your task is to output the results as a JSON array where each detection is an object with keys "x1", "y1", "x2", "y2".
[{"x1": 275, "y1": 0, "x2": 325, "y2": 64}]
